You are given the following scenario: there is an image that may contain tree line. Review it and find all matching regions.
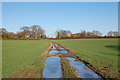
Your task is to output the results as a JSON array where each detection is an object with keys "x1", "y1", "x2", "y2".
[
  {"x1": 0, "y1": 25, "x2": 120, "y2": 40},
  {"x1": 55, "y1": 30, "x2": 120, "y2": 38},
  {"x1": 0, "y1": 25, "x2": 46, "y2": 40}
]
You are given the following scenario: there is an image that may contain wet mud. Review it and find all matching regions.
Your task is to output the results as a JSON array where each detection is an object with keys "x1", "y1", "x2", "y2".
[{"x1": 42, "y1": 42, "x2": 102, "y2": 79}]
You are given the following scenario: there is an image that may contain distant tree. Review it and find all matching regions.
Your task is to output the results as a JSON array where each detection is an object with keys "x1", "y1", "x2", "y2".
[
  {"x1": 113, "y1": 31, "x2": 119, "y2": 36},
  {"x1": 56, "y1": 29, "x2": 72, "y2": 38},
  {"x1": 80, "y1": 30, "x2": 86, "y2": 37},
  {"x1": 0, "y1": 28, "x2": 9, "y2": 39},
  {"x1": 16, "y1": 31, "x2": 24, "y2": 38},
  {"x1": 0, "y1": 28, "x2": 7, "y2": 33},
  {"x1": 8, "y1": 32, "x2": 16, "y2": 39},
  {"x1": 81, "y1": 30, "x2": 86, "y2": 33},
  {"x1": 41, "y1": 34, "x2": 46, "y2": 39},
  {"x1": 30, "y1": 25, "x2": 45, "y2": 39},
  {"x1": 56, "y1": 32, "x2": 60, "y2": 38},
  {"x1": 107, "y1": 31, "x2": 113, "y2": 36},
  {"x1": 66, "y1": 30, "x2": 72, "y2": 36},
  {"x1": 107, "y1": 31, "x2": 120, "y2": 37},
  {"x1": 87, "y1": 31, "x2": 92, "y2": 37},
  {"x1": 92, "y1": 30, "x2": 102, "y2": 36},
  {"x1": 20, "y1": 26, "x2": 30, "y2": 38}
]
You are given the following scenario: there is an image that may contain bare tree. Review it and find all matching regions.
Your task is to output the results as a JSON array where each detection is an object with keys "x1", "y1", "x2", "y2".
[
  {"x1": 107, "y1": 31, "x2": 113, "y2": 36},
  {"x1": 56, "y1": 29, "x2": 72, "y2": 38},
  {"x1": 20, "y1": 26, "x2": 30, "y2": 38},
  {"x1": 30, "y1": 25, "x2": 45, "y2": 39},
  {"x1": 0, "y1": 28, "x2": 8, "y2": 34},
  {"x1": 107, "y1": 31, "x2": 120, "y2": 36},
  {"x1": 92, "y1": 30, "x2": 102, "y2": 36},
  {"x1": 113, "y1": 31, "x2": 119, "y2": 36},
  {"x1": 81, "y1": 30, "x2": 86, "y2": 33}
]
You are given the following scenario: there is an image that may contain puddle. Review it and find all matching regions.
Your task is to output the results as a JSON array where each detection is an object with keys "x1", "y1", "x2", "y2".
[
  {"x1": 49, "y1": 50, "x2": 68, "y2": 54},
  {"x1": 49, "y1": 50, "x2": 60, "y2": 54},
  {"x1": 43, "y1": 56, "x2": 62, "y2": 78},
  {"x1": 51, "y1": 43, "x2": 56, "y2": 49},
  {"x1": 45, "y1": 42, "x2": 102, "y2": 79},
  {"x1": 66, "y1": 57, "x2": 101, "y2": 79},
  {"x1": 60, "y1": 50, "x2": 68, "y2": 54},
  {"x1": 49, "y1": 43, "x2": 68, "y2": 54}
]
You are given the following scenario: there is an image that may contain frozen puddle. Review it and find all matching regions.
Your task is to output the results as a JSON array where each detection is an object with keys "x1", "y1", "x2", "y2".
[
  {"x1": 43, "y1": 56, "x2": 62, "y2": 78},
  {"x1": 66, "y1": 57, "x2": 101, "y2": 79}
]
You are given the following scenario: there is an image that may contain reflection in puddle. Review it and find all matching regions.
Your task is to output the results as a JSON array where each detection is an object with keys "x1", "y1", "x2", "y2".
[
  {"x1": 66, "y1": 57, "x2": 101, "y2": 79},
  {"x1": 45, "y1": 43, "x2": 102, "y2": 79},
  {"x1": 49, "y1": 50, "x2": 60, "y2": 54},
  {"x1": 43, "y1": 56, "x2": 62, "y2": 78},
  {"x1": 60, "y1": 50, "x2": 68, "y2": 54},
  {"x1": 50, "y1": 43, "x2": 68, "y2": 54},
  {"x1": 49, "y1": 50, "x2": 68, "y2": 54}
]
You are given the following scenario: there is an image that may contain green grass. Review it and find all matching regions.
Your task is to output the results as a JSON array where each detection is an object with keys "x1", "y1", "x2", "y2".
[
  {"x1": 2, "y1": 40, "x2": 49, "y2": 78},
  {"x1": 0, "y1": 40, "x2": 2, "y2": 78},
  {"x1": 52, "y1": 38, "x2": 119, "y2": 78},
  {"x1": 60, "y1": 58, "x2": 78, "y2": 78}
]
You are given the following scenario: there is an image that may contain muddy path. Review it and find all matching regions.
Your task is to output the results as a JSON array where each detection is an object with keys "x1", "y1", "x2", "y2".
[{"x1": 42, "y1": 41, "x2": 102, "y2": 79}]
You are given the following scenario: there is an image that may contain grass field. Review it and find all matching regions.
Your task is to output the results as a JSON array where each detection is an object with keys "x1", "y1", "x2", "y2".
[
  {"x1": 52, "y1": 38, "x2": 119, "y2": 78},
  {"x1": 2, "y1": 39, "x2": 119, "y2": 78},
  {"x1": 0, "y1": 40, "x2": 2, "y2": 78},
  {"x1": 2, "y1": 40, "x2": 49, "y2": 78}
]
